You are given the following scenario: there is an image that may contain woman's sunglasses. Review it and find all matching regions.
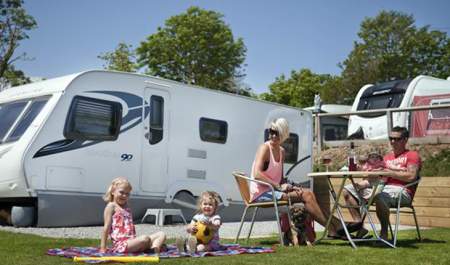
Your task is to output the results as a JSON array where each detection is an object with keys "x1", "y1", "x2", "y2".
[{"x1": 269, "y1": 128, "x2": 279, "y2": 136}]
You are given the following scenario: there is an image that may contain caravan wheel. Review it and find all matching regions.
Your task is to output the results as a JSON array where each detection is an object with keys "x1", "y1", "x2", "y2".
[
  {"x1": 11, "y1": 206, "x2": 36, "y2": 227},
  {"x1": 173, "y1": 191, "x2": 197, "y2": 221}
]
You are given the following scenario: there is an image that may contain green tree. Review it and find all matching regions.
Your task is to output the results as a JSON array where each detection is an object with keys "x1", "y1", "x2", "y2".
[
  {"x1": 340, "y1": 10, "x2": 450, "y2": 103},
  {"x1": 260, "y1": 68, "x2": 340, "y2": 108},
  {"x1": 320, "y1": 75, "x2": 346, "y2": 104},
  {"x1": 98, "y1": 42, "x2": 138, "y2": 72},
  {"x1": 0, "y1": 65, "x2": 30, "y2": 90},
  {"x1": 0, "y1": 65, "x2": 29, "y2": 89},
  {"x1": 0, "y1": 0, "x2": 36, "y2": 79},
  {"x1": 136, "y1": 6, "x2": 247, "y2": 92}
]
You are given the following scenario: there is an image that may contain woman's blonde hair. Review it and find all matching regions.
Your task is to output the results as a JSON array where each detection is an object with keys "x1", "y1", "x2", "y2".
[
  {"x1": 103, "y1": 177, "x2": 132, "y2": 202},
  {"x1": 270, "y1": 118, "x2": 290, "y2": 143},
  {"x1": 196, "y1": 191, "x2": 220, "y2": 214}
]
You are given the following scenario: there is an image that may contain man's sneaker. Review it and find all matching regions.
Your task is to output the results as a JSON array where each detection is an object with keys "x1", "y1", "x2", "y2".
[
  {"x1": 186, "y1": 235, "x2": 197, "y2": 255},
  {"x1": 175, "y1": 236, "x2": 185, "y2": 253}
]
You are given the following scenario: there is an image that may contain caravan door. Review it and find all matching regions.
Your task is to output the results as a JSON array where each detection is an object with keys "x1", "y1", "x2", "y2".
[{"x1": 141, "y1": 88, "x2": 170, "y2": 194}]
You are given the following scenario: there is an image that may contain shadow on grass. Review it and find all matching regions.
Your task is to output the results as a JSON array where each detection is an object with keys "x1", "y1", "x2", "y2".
[
  {"x1": 258, "y1": 239, "x2": 280, "y2": 245},
  {"x1": 381, "y1": 238, "x2": 447, "y2": 249},
  {"x1": 316, "y1": 237, "x2": 447, "y2": 249}
]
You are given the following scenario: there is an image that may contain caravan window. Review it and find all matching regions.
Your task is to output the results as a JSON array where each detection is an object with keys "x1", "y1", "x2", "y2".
[
  {"x1": 0, "y1": 97, "x2": 49, "y2": 144},
  {"x1": 6, "y1": 99, "x2": 49, "y2": 142},
  {"x1": 0, "y1": 101, "x2": 28, "y2": 142},
  {"x1": 356, "y1": 79, "x2": 409, "y2": 118},
  {"x1": 357, "y1": 94, "x2": 404, "y2": 110},
  {"x1": 264, "y1": 130, "x2": 299, "y2": 164},
  {"x1": 429, "y1": 99, "x2": 450, "y2": 120},
  {"x1": 323, "y1": 125, "x2": 348, "y2": 141},
  {"x1": 149, "y1": 95, "x2": 164, "y2": 145},
  {"x1": 64, "y1": 96, "x2": 122, "y2": 141},
  {"x1": 199, "y1": 118, "x2": 228, "y2": 144}
]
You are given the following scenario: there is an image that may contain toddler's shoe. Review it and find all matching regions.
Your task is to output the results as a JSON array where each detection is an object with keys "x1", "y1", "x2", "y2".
[{"x1": 186, "y1": 235, "x2": 197, "y2": 255}]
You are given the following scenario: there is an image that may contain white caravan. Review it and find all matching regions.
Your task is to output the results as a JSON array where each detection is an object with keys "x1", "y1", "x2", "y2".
[
  {"x1": 0, "y1": 70, "x2": 313, "y2": 227},
  {"x1": 347, "y1": 75, "x2": 450, "y2": 139}
]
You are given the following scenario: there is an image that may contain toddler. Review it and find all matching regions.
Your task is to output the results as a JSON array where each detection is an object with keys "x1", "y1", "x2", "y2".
[
  {"x1": 344, "y1": 151, "x2": 386, "y2": 202},
  {"x1": 355, "y1": 152, "x2": 386, "y2": 195},
  {"x1": 177, "y1": 191, "x2": 223, "y2": 254},
  {"x1": 100, "y1": 177, "x2": 166, "y2": 254}
]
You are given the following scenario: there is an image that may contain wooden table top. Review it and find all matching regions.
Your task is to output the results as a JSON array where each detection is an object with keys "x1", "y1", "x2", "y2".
[{"x1": 307, "y1": 171, "x2": 393, "y2": 178}]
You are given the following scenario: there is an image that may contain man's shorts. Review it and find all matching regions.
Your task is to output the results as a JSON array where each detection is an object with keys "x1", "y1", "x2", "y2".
[
  {"x1": 344, "y1": 184, "x2": 412, "y2": 207},
  {"x1": 344, "y1": 183, "x2": 374, "y2": 201},
  {"x1": 253, "y1": 190, "x2": 284, "y2": 202}
]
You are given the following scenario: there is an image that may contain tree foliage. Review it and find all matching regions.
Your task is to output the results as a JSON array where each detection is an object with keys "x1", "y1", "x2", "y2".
[
  {"x1": 136, "y1": 6, "x2": 247, "y2": 92},
  {"x1": 259, "y1": 69, "x2": 342, "y2": 108},
  {"x1": 0, "y1": 64, "x2": 29, "y2": 90},
  {"x1": 264, "y1": 10, "x2": 450, "y2": 107},
  {"x1": 0, "y1": 0, "x2": 36, "y2": 80},
  {"x1": 97, "y1": 42, "x2": 138, "y2": 72},
  {"x1": 339, "y1": 10, "x2": 450, "y2": 103}
]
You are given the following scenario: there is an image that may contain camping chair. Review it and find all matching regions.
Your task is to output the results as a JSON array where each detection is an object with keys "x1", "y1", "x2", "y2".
[
  {"x1": 370, "y1": 177, "x2": 422, "y2": 247},
  {"x1": 388, "y1": 177, "x2": 422, "y2": 247},
  {"x1": 232, "y1": 171, "x2": 291, "y2": 245}
]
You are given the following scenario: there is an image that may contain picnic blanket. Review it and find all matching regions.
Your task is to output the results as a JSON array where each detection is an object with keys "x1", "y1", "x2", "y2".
[{"x1": 47, "y1": 244, "x2": 274, "y2": 263}]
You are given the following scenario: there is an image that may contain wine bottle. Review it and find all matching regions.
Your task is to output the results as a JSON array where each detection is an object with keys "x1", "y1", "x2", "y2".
[{"x1": 348, "y1": 142, "x2": 357, "y2": 171}]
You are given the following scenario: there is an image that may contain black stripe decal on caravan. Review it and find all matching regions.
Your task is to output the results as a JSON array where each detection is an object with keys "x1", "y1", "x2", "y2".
[{"x1": 33, "y1": 91, "x2": 150, "y2": 158}]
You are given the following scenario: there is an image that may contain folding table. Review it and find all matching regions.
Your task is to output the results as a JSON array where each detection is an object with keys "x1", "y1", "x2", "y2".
[{"x1": 308, "y1": 171, "x2": 395, "y2": 248}]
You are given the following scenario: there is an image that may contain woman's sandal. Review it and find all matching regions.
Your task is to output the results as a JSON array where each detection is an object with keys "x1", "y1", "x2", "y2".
[
  {"x1": 326, "y1": 234, "x2": 347, "y2": 240},
  {"x1": 336, "y1": 222, "x2": 363, "y2": 236}
]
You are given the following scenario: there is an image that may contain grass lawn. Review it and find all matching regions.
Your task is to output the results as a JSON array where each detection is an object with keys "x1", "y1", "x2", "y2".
[{"x1": 1, "y1": 228, "x2": 450, "y2": 265}]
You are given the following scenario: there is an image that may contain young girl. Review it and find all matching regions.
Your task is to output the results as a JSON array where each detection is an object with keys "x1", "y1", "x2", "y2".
[
  {"x1": 177, "y1": 191, "x2": 223, "y2": 253},
  {"x1": 100, "y1": 177, "x2": 166, "y2": 254}
]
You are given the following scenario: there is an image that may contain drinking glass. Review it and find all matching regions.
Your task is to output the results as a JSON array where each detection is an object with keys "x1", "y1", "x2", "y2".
[{"x1": 322, "y1": 155, "x2": 332, "y2": 172}]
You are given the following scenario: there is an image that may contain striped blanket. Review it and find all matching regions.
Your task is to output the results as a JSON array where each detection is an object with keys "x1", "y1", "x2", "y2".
[{"x1": 47, "y1": 244, "x2": 274, "y2": 263}]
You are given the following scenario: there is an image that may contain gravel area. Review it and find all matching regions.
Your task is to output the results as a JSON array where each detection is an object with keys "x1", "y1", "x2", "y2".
[
  {"x1": 0, "y1": 221, "x2": 420, "y2": 240},
  {"x1": 0, "y1": 221, "x2": 291, "y2": 240}
]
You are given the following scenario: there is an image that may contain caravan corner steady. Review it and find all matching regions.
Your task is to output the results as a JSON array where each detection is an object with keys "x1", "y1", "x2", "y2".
[{"x1": 0, "y1": 70, "x2": 313, "y2": 227}]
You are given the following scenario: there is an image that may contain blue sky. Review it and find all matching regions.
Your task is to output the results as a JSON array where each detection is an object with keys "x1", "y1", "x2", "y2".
[{"x1": 15, "y1": 0, "x2": 450, "y2": 94}]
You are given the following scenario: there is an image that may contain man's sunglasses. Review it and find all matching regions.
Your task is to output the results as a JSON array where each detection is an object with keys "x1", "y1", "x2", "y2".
[
  {"x1": 389, "y1": 137, "x2": 404, "y2": 142},
  {"x1": 268, "y1": 128, "x2": 279, "y2": 136}
]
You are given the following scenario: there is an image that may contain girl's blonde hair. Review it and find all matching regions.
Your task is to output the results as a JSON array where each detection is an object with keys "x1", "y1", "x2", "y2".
[
  {"x1": 270, "y1": 118, "x2": 290, "y2": 143},
  {"x1": 103, "y1": 177, "x2": 132, "y2": 202},
  {"x1": 197, "y1": 191, "x2": 221, "y2": 215}
]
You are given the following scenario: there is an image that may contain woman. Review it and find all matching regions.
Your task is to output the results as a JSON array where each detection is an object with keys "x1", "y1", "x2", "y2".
[{"x1": 250, "y1": 118, "x2": 342, "y2": 237}]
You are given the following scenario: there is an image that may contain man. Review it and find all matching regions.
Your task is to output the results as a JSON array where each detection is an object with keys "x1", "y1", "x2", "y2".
[{"x1": 343, "y1": 126, "x2": 421, "y2": 240}]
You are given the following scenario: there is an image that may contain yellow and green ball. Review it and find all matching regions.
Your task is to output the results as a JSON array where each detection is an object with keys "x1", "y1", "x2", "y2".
[{"x1": 194, "y1": 222, "x2": 213, "y2": 244}]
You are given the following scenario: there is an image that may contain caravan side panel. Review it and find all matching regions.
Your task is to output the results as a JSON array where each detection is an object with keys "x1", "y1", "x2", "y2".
[{"x1": 14, "y1": 70, "x2": 314, "y2": 226}]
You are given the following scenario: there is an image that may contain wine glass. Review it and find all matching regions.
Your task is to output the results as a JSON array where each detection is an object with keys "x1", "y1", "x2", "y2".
[{"x1": 321, "y1": 155, "x2": 332, "y2": 172}]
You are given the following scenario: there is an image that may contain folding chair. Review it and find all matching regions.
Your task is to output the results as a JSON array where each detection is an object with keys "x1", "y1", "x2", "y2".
[
  {"x1": 232, "y1": 171, "x2": 290, "y2": 245},
  {"x1": 370, "y1": 177, "x2": 422, "y2": 247},
  {"x1": 387, "y1": 177, "x2": 422, "y2": 247}
]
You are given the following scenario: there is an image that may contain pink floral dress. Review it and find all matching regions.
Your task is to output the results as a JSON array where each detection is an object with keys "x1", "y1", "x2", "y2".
[{"x1": 109, "y1": 207, "x2": 136, "y2": 253}]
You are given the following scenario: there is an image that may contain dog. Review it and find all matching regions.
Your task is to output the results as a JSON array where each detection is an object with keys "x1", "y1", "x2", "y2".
[{"x1": 283, "y1": 202, "x2": 313, "y2": 247}]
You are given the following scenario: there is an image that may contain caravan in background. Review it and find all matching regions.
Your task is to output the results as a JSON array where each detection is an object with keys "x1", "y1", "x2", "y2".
[
  {"x1": 347, "y1": 75, "x2": 450, "y2": 139},
  {"x1": 304, "y1": 104, "x2": 351, "y2": 142}
]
